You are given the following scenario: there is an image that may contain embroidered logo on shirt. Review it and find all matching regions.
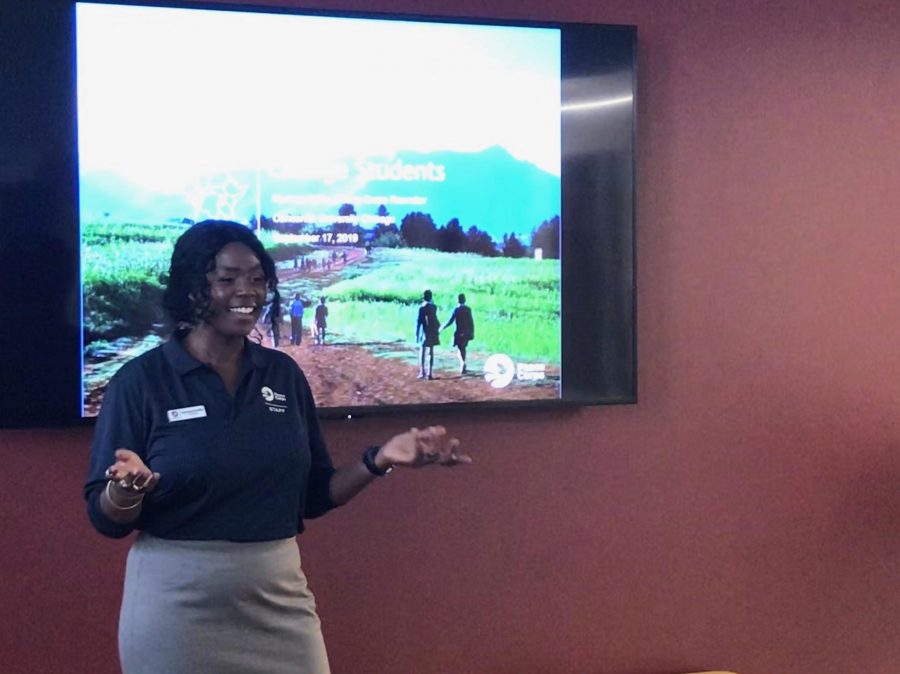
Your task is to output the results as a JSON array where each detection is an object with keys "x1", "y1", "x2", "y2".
[
  {"x1": 261, "y1": 386, "x2": 287, "y2": 413},
  {"x1": 167, "y1": 405, "x2": 207, "y2": 422}
]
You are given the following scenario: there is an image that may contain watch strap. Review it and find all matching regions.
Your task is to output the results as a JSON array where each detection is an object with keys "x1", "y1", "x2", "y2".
[{"x1": 362, "y1": 445, "x2": 392, "y2": 476}]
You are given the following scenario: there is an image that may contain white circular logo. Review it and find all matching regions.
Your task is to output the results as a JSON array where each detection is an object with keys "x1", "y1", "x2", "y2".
[
  {"x1": 484, "y1": 354, "x2": 515, "y2": 389},
  {"x1": 260, "y1": 386, "x2": 275, "y2": 402}
]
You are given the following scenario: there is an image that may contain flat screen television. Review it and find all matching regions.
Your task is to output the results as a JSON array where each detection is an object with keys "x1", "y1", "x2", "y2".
[{"x1": 0, "y1": 0, "x2": 636, "y2": 428}]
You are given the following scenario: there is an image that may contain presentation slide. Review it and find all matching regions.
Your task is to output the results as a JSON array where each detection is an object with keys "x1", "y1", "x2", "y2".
[{"x1": 77, "y1": 3, "x2": 562, "y2": 414}]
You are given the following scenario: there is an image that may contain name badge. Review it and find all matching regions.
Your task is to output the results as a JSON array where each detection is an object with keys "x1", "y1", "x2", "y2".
[{"x1": 167, "y1": 405, "x2": 207, "y2": 423}]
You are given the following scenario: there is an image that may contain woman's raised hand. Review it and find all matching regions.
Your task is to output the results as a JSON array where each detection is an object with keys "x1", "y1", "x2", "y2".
[
  {"x1": 105, "y1": 448, "x2": 160, "y2": 494},
  {"x1": 379, "y1": 425, "x2": 471, "y2": 469}
]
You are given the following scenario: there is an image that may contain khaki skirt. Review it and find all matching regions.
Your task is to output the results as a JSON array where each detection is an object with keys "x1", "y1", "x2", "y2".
[{"x1": 119, "y1": 533, "x2": 330, "y2": 674}]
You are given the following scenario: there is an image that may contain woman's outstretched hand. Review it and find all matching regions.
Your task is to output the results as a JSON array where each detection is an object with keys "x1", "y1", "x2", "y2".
[
  {"x1": 328, "y1": 427, "x2": 470, "y2": 506},
  {"x1": 105, "y1": 448, "x2": 161, "y2": 495},
  {"x1": 99, "y1": 449, "x2": 161, "y2": 522},
  {"x1": 379, "y1": 425, "x2": 471, "y2": 470}
]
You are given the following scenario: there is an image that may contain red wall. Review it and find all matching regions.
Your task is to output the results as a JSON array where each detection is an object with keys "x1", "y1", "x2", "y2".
[{"x1": 2, "y1": 2, "x2": 898, "y2": 673}]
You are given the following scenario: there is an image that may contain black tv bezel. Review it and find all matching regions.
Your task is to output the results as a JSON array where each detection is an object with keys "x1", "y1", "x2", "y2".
[{"x1": 0, "y1": 0, "x2": 636, "y2": 428}]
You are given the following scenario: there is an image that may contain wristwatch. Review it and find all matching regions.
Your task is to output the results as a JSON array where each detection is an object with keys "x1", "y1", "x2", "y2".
[{"x1": 362, "y1": 445, "x2": 393, "y2": 476}]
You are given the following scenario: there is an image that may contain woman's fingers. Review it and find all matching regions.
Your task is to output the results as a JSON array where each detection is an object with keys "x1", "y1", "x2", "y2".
[
  {"x1": 382, "y1": 426, "x2": 469, "y2": 468},
  {"x1": 412, "y1": 427, "x2": 470, "y2": 467},
  {"x1": 112, "y1": 448, "x2": 151, "y2": 472},
  {"x1": 131, "y1": 472, "x2": 152, "y2": 490},
  {"x1": 114, "y1": 448, "x2": 138, "y2": 461},
  {"x1": 413, "y1": 426, "x2": 444, "y2": 464},
  {"x1": 438, "y1": 438, "x2": 472, "y2": 466},
  {"x1": 106, "y1": 448, "x2": 159, "y2": 492},
  {"x1": 135, "y1": 472, "x2": 161, "y2": 494},
  {"x1": 121, "y1": 471, "x2": 143, "y2": 491},
  {"x1": 445, "y1": 451, "x2": 473, "y2": 465},
  {"x1": 113, "y1": 469, "x2": 158, "y2": 493}
]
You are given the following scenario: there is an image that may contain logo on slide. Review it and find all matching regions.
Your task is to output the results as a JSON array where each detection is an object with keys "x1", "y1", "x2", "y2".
[{"x1": 483, "y1": 354, "x2": 516, "y2": 389}]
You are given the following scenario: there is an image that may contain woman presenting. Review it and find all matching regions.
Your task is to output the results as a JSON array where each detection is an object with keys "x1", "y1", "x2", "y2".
[{"x1": 84, "y1": 220, "x2": 470, "y2": 674}]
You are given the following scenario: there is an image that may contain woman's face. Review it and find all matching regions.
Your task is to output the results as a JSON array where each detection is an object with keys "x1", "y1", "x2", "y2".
[{"x1": 201, "y1": 241, "x2": 267, "y2": 337}]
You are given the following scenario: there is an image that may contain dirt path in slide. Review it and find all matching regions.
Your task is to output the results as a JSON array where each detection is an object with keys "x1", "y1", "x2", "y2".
[{"x1": 262, "y1": 333, "x2": 559, "y2": 409}]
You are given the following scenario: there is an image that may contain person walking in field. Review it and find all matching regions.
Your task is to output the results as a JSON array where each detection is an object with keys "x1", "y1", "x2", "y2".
[
  {"x1": 289, "y1": 293, "x2": 304, "y2": 346},
  {"x1": 314, "y1": 297, "x2": 328, "y2": 345},
  {"x1": 442, "y1": 293, "x2": 474, "y2": 375},
  {"x1": 416, "y1": 289, "x2": 440, "y2": 380}
]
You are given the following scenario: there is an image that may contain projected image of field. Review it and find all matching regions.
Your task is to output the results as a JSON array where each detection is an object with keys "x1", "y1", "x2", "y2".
[
  {"x1": 82, "y1": 223, "x2": 561, "y2": 413},
  {"x1": 285, "y1": 247, "x2": 561, "y2": 408}
]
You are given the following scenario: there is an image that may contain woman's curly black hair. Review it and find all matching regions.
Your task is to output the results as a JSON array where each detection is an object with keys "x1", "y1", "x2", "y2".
[{"x1": 162, "y1": 220, "x2": 280, "y2": 330}]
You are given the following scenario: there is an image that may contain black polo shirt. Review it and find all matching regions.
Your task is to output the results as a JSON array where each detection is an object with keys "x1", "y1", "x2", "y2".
[{"x1": 84, "y1": 334, "x2": 337, "y2": 541}]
